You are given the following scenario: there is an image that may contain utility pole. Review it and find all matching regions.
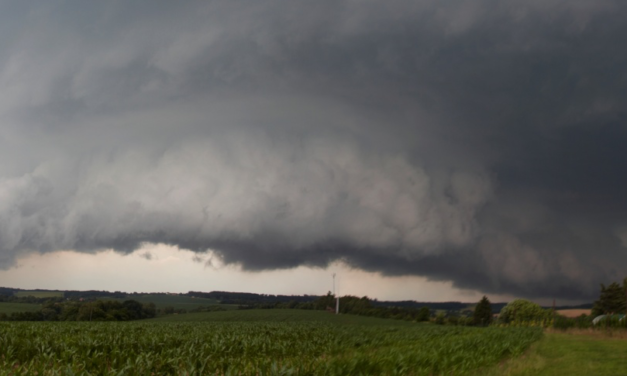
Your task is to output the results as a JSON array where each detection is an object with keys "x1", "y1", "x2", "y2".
[
  {"x1": 552, "y1": 299, "x2": 556, "y2": 328},
  {"x1": 333, "y1": 273, "x2": 339, "y2": 315}
]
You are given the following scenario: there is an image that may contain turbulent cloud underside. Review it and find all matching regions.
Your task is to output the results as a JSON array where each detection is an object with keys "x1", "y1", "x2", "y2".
[{"x1": 1, "y1": 0, "x2": 627, "y2": 300}]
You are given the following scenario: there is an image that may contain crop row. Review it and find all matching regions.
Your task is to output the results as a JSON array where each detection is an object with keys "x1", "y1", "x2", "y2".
[{"x1": 0, "y1": 320, "x2": 542, "y2": 375}]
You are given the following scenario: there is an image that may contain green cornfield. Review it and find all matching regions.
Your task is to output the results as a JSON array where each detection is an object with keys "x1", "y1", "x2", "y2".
[{"x1": 0, "y1": 310, "x2": 542, "y2": 375}]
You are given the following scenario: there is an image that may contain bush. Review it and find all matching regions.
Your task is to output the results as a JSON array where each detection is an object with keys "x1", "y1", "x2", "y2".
[
  {"x1": 434, "y1": 312, "x2": 446, "y2": 325},
  {"x1": 499, "y1": 299, "x2": 551, "y2": 326},
  {"x1": 416, "y1": 306, "x2": 430, "y2": 322}
]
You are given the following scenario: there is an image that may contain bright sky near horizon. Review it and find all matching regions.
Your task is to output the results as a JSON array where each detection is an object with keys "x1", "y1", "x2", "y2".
[
  {"x1": 1, "y1": 1, "x2": 627, "y2": 304},
  {"x1": 3, "y1": 243, "x2": 512, "y2": 303}
]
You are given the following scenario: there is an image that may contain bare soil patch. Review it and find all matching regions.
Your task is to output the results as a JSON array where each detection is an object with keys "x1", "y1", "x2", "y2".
[{"x1": 556, "y1": 309, "x2": 591, "y2": 318}]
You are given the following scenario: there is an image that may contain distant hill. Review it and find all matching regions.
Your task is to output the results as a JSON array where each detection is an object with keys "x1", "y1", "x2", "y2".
[
  {"x1": 186, "y1": 291, "x2": 513, "y2": 313},
  {"x1": 0, "y1": 287, "x2": 592, "y2": 313},
  {"x1": 370, "y1": 300, "x2": 509, "y2": 314},
  {"x1": 554, "y1": 303, "x2": 594, "y2": 310},
  {"x1": 0, "y1": 287, "x2": 17, "y2": 296},
  {"x1": 187, "y1": 291, "x2": 321, "y2": 305}
]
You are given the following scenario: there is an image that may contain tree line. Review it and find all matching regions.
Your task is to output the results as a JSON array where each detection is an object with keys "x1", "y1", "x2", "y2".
[
  {"x1": 237, "y1": 292, "x2": 495, "y2": 325},
  {"x1": 188, "y1": 291, "x2": 321, "y2": 305},
  {"x1": 0, "y1": 299, "x2": 156, "y2": 322}
]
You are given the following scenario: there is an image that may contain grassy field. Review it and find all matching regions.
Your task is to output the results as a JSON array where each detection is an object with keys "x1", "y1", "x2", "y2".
[
  {"x1": 0, "y1": 302, "x2": 41, "y2": 314},
  {"x1": 482, "y1": 329, "x2": 627, "y2": 375},
  {"x1": 0, "y1": 309, "x2": 542, "y2": 375},
  {"x1": 3, "y1": 292, "x2": 236, "y2": 315},
  {"x1": 13, "y1": 290, "x2": 63, "y2": 298},
  {"x1": 91, "y1": 293, "x2": 237, "y2": 312},
  {"x1": 151, "y1": 308, "x2": 365, "y2": 322},
  {"x1": 126, "y1": 293, "x2": 232, "y2": 310}
]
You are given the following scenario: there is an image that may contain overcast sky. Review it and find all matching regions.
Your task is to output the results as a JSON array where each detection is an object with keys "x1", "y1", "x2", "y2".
[{"x1": 1, "y1": 1, "x2": 626, "y2": 303}]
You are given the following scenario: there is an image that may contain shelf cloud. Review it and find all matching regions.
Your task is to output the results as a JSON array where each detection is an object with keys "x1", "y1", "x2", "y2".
[{"x1": 1, "y1": 1, "x2": 627, "y2": 300}]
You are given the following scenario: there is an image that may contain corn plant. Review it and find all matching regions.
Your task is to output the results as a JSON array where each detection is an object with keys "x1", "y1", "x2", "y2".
[{"x1": 0, "y1": 313, "x2": 542, "y2": 375}]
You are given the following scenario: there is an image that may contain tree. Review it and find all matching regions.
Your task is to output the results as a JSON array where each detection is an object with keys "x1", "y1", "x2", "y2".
[
  {"x1": 498, "y1": 299, "x2": 549, "y2": 324},
  {"x1": 142, "y1": 302, "x2": 157, "y2": 318},
  {"x1": 434, "y1": 311, "x2": 446, "y2": 325},
  {"x1": 592, "y1": 279, "x2": 627, "y2": 317},
  {"x1": 417, "y1": 306, "x2": 430, "y2": 322},
  {"x1": 314, "y1": 292, "x2": 336, "y2": 311},
  {"x1": 473, "y1": 296, "x2": 492, "y2": 326},
  {"x1": 123, "y1": 300, "x2": 145, "y2": 320}
]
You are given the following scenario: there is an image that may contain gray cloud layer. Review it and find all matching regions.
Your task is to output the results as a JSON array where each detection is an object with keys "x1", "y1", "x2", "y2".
[{"x1": 1, "y1": 0, "x2": 627, "y2": 300}]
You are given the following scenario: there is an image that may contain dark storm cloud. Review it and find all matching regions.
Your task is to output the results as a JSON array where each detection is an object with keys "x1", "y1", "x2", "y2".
[{"x1": 1, "y1": 0, "x2": 626, "y2": 300}]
